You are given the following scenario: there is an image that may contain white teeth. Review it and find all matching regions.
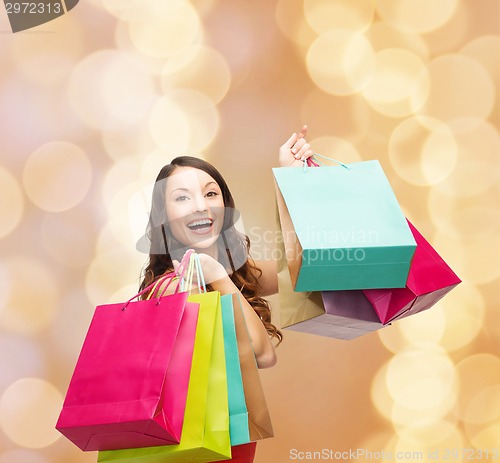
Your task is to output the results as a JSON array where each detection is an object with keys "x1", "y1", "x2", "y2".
[{"x1": 187, "y1": 219, "x2": 213, "y2": 229}]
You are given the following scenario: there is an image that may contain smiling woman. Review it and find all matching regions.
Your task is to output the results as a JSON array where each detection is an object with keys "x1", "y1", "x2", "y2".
[
  {"x1": 139, "y1": 156, "x2": 277, "y2": 366},
  {"x1": 137, "y1": 128, "x2": 314, "y2": 368},
  {"x1": 165, "y1": 166, "x2": 225, "y2": 252},
  {"x1": 139, "y1": 155, "x2": 283, "y2": 368}
]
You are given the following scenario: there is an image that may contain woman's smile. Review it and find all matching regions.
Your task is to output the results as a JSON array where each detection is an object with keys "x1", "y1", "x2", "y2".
[
  {"x1": 164, "y1": 166, "x2": 225, "y2": 254},
  {"x1": 186, "y1": 217, "x2": 215, "y2": 234}
]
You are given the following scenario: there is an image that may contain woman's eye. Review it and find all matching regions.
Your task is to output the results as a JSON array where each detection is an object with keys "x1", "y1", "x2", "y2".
[
  {"x1": 206, "y1": 191, "x2": 219, "y2": 197},
  {"x1": 175, "y1": 195, "x2": 189, "y2": 202}
]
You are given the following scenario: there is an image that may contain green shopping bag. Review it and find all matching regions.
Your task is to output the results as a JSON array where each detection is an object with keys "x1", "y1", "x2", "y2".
[
  {"x1": 98, "y1": 288, "x2": 231, "y2": 462},
  {"x1": 221, "y1": 295, "x2": 250, "y2": 446},
  {"x1": 273, "y1": 159, "x2": 416, "y2": 291}
]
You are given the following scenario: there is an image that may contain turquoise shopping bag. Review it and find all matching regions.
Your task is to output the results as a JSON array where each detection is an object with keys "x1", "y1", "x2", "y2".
[
  {"x1": 273, "y1": 160, "x2": 416, "y2": 291},
  {"x1": 221, "y1": 295, "x2": 250, "y2": 446}
]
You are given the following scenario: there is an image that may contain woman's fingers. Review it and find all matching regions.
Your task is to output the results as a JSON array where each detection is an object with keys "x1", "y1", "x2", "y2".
[
  {"x1": 279, "y1": 126, "x2": 313, "y2": 167},
  {"x1": 281, "y1": 132, "x2": 297, "y2": 150},
  {"x1": 290, "y1": 126, "x2": 314, "y2": 160},
  {"x1": 298, "y1": 125, "x2": 308, "y2": 139}
]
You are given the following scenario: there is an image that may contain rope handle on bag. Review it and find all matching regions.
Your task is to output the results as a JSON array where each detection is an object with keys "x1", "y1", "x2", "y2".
[
  {"x1": 302, "y1": 153, "x2": 351, "y2": 172},
  {"x1": 150, "y1": 249, "x2": 195, "y2": 300},
  {"x1": 180, "y1": 252, "x2": 207, "y2": 294},
  {"x1": 154, "y1": 250, "x2": 207, "y2": 298},
  {"x1": 122, "y1": 250, "x2": 194, "y2": 309}
]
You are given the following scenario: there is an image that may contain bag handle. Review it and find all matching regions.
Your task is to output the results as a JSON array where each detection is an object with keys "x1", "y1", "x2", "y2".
[
  {"x1": 154, "y1": 250, "x2": 207, "y2": 298},
  {"x1": 122, "y1": 250, "x2": 194, "y2": 309},
  {"x1": 302, "y1": 153, "x2": 351, "y2": 172},
  {"x1": 180, "y1": 252, "x2": 207, "y2": 294}
]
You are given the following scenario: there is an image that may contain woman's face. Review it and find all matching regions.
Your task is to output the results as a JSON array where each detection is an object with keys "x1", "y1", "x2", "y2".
[{"x1": 164, "y1": 166, "x2": 225, "y2": 251}]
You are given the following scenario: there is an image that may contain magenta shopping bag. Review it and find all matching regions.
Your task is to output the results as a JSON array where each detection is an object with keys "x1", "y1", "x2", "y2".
[
  {"x1": 56, "y1": 272, "x2": 199, "y2": 451},
  {"x1": 363, "y1": 220, "x2": 461, "y2": 324}
]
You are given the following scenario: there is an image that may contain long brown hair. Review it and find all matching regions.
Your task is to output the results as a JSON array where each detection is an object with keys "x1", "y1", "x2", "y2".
[{"x1": 139, "y1": 156, "x2": 282, "y2": 344}]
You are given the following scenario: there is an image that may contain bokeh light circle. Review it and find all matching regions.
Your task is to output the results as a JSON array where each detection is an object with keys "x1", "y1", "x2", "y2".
[
  {"x1": 376, "y1": 0, "x2": 459, "y2": 34},
  {"x1": 432, "y1": 120, "x2": 500, "y2": 198},
  {"x1": 161, "y1": 45, "x2": 232, "y2": 104},
  {"x1": 391, "y1": 391, "x2": 458, "y2": 428},
  {"x1": 0, "y1": 257, "x2": 59, "y2": 335},
  {"x1": 275, "y1": 0, "x2": 317, "y2": 47},
  {"x1": 128, "y1": 2, "x2": 201, "y2": 59},
  {"x1": 432, "y1": 229, "x2": 499, "y2": 285},
  {"x1": 102, "y1": 158, "x2": 141, "y2": 212},
  {"x1": 464, "y1": 385, "x2": 500, "y2": 426},
  {"x1": 386, "y1": 344, "x2": 457, "y2": 411},
  {"x1": 102, "y1": 0, "x2": 143, "y2": 21},
  {"x1": 416, "y1": 54, "x2": 495, "y2": 127},
  {"x1": 461, "y1": 35, "x2": 500, "y2": 83},
  {"x1": 437, "y1": 283, "x2": 485, "y2": 352},
  {"x1": 310, "y1": 136, "x2": 362, "y2": 163},
  {"x1": 101, "y1": 95, "x2": 158, "y2": 162},
  {"x1": 0, "y1": 336, "x2": 46, "y2": 392},
  {"x1": 22, "y1": 141, "x2": 92, "y2": 212},
  {"x1": 397, "y1": 307, "x2": 446, "y2": 346},
  {"x1": 149, "y1": 96, "x2": 191, "y2": 154},
  {"x1": 428, "y1": 188, "x2": 499, "y2": 241},
  {"x1": 106, "y1": 182, "x2": 148, "y2": 250},
  {"x1": 103, "y1": 0, "x2": 190, "y2": 22},
  {"x1": 306, "y1": 30, "x2": 375, "y2": 95},
  {"x1": 0, "y1": 378, "x2": 63, "y2": 448},
  {"x1": 394, "y1": 427, "x2": 464, "y2": 463},
  {"x1": 113, "y1": 19, "x2": 167, "y2": 76},
  {"x1": 0, "y1": 166, "x2": 24, "y2": 239},
  {"x1": 377, "y1": 324, "x2": 411, "y2": 354},
  {"x1": 395, "y1": 419, "x2": 460, "y2": 447},
  {"x1": 466, "y1": 422, "x2": 500, "y2": 452},
  {"x1": 11, "y1": 14, "x2": 84, "y2": 86},
  {"x1": 389, "y1": 117, "x2": 458, "y2": 186},
  {"x1": 149, "y1": 90, "x2": 219, "y2": 154},
  {"x1": 40, "y1": 208, "x2": 97, "y2": 269},
  {"x1": 303, "y1": 0, "x2": 374, "y2": 34},
  {"x1": 362, "y1": 48, "x2": 429, "y2": 118},
  {"x1": 85, "y1": 234, "x2": 145, "y2": 307},
  {"x1": 371, "y1": 361, "x2": 395, "y2": 422},
  {"x1": 464, "y1": 380, "x2": 500, "y2": 449},
  {"x1": 301, "y1": 89, "x2": 371, "y2": 143},
  {"x1": 68, "y1": 50, "x2": 154, "y2": 130},
  {"x1": 139, "y1": 148, "x2": 179, "y2": 186},
  {"x1": 455, "y1": 354, "x2": 500, "y2": 421},
  {"x1": 366, "y1": 21, "x2": 429, "y2": 59}
]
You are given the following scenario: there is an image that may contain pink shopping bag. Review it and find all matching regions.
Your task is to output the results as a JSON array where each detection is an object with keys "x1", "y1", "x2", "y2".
[
  {"x1": 363, "y1": 220, "x2": 461, "y2": 324},
  {"x1": 56, "y1": 260, "x2": 199, "y2": 451}
]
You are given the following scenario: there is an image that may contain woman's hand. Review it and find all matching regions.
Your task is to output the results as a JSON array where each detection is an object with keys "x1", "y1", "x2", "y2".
[
  {"x1": 278, "y1": 125, "x2": 315, "y2": 167},
  {"x1": 173, "y1": 252, "x2": 228, "y2": 286},
  {"x1": 174, "y1": 251, "x2": 277, "y2": 368}
]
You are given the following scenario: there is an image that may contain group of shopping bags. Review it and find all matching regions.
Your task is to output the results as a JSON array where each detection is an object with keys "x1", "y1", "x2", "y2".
[
  {"x1": 56, "y1": 251, "x2": 272, "y2": 462},
  {"x1": 273, "y1": 156, "x2": 461, "y2": 340}
]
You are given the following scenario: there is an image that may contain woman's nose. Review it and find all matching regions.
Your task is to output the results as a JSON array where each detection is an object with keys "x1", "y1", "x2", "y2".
[{"x1": 193, "y1": 194, "x2": 208, "y2": 212}]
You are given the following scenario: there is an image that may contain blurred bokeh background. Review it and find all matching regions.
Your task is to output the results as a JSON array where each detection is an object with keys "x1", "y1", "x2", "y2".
[{"x1": 0, "y1": 0, "x2": 498, "y2": 462}]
